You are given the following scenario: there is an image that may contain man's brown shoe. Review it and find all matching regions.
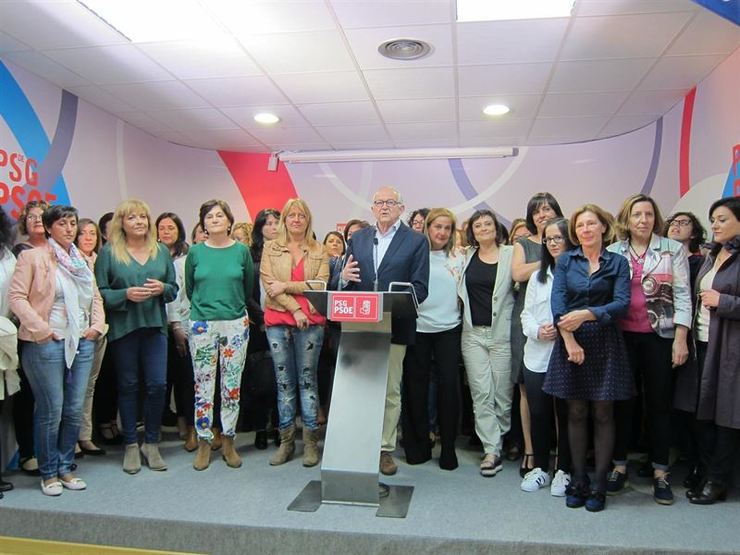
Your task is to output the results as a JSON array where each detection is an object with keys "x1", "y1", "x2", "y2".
[{"x1": 380, "y1": 452, "x2": 398, "y2": 476}]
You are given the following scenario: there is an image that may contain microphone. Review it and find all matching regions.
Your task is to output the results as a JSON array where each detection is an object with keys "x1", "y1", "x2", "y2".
[{"x1": 373, "y1": 237, "x2": 379, "y2": 292}]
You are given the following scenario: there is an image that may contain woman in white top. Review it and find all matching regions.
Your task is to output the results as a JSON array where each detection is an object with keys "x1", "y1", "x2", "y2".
[
  {"x1": 0, "y1": 206, "x2": 19, "y2": 497},
  {"x1": 520, "y1": 217, "x2": 575, "y2": 496},
  {"x1": 402, "y1": 208, "x2": 465, "y2": 470}
]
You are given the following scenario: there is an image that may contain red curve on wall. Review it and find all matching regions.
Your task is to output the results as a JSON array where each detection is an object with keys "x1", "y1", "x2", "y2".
[
  {"x1": 679, "y1": 87, "x2": 696, "y2": 197},
  {"x1": 218, "y1": 152, "x2": 297, "y2": 219}
]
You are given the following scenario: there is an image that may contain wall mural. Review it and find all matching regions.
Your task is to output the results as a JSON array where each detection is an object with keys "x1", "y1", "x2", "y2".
[{"x1": 1, "y1": 49, "x2": 738, "y2": 239}]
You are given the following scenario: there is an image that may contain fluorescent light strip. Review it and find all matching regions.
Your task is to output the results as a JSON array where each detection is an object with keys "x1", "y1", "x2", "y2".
[
  {"x1": 279, "y1": 147, "x2": 518, "y2": 163},
  {"x1": 457, "y1": 0, "x2": 575, "y2": 22}
]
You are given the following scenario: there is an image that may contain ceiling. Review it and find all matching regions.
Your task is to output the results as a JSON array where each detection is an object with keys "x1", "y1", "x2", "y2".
[{"x1": 0, "y1": 0, "x2": 738, "y2": 153}]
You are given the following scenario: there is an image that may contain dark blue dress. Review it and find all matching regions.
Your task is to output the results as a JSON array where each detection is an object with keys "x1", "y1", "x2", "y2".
[{"x1": 543, "y1": 248, "x2": 633, "y2": 401}]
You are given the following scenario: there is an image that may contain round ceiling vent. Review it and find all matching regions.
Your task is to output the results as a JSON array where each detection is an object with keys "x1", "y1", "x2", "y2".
[{"x1": 378, "y1": 38, "x2": 433, "y2": 60}]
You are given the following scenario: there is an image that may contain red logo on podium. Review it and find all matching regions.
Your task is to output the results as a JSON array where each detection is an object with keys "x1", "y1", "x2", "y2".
[{"x1": 330, "y1": 293, "x2": 382, "y2": 322}]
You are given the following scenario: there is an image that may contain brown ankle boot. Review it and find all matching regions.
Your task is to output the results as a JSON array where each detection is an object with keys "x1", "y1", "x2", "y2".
[
  {"x1": 193, "y1": 440, "x2": 211, "y2": 471},
  {"x1": 221, "y1": 436, "x2": 242, "y2": 468},
  {"x1": 269, "y1": 425, "x2": 295, "y2": 466},
  {"x1": 211, "y1": 427, "x2": 222, "y2": 451},
  {"x1": 303, "y1": 428, "x2": 320, "y2": 467},
  {"x1": 184, "y1": 426, "x2": 198, "y2": 452}
]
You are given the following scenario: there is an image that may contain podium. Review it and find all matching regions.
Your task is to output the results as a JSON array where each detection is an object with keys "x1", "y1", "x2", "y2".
[{"x1": 287, "y1": 288, "x2": 417, "y2": 518}]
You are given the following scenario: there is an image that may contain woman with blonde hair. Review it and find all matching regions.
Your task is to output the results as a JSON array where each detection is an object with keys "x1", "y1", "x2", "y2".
[
  {"x1": 261, "y1": 198, "x2": 329, "y2": 467},
  {"x1": 231, "y1": 222, "x2": 253, "y2": 246},
  {"x1": 403, "y1": 207, "x2": 464, "y2": 470},
  {"x1": 94, "y1": 199, "x2": 177, "y2": 474},
  {"x1": 607, "y1": 194, "x2": 691, "y2": 505}
]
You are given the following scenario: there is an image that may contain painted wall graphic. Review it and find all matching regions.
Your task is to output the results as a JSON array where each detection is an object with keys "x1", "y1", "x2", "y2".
[{"x1": 1, "y1": 49, "x2": 739, "y2": 239}]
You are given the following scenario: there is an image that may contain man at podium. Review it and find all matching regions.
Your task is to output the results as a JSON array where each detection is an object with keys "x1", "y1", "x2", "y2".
[{"x1": 340, "y1": 186, "x2": 429, "y2": 475}]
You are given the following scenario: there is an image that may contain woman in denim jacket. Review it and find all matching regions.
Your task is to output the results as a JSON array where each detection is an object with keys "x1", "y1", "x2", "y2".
[{"x1": 606, "y1": 194, "x2": 691, "y2": 505}]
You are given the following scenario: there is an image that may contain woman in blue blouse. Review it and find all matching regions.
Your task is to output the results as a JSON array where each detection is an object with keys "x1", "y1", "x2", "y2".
[{"x1": 543, "y1": 204, "x2": 631, "y2": 512}]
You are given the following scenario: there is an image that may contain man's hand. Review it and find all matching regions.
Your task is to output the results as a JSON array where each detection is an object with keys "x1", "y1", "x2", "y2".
[{"x1": 341, "y1": 254, "x2": 361, "y2": 283}]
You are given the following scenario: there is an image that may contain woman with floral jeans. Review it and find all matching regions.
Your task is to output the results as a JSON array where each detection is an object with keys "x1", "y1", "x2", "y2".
[
  {"x1": 185, "y1": 199, "x2": 254, "y2": 471},
  {"x1": 261, "y1": 198, "x2": 329, "y2": 467}
]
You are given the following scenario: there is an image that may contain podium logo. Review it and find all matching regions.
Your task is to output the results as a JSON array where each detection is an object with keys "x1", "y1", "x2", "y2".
[{"x1": 330, "y1": 293, "x2": 381, "y2": 322}]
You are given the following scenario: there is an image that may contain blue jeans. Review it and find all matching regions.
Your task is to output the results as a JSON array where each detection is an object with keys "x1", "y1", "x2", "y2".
[
  {"x1": 109, "y1": 328, "x2": 167, "y2": 444},
  {"x1": 22, "y1": 339, "x2": 94, "y2": 480},
  {"x1": 266, "y1": 325, "x2": 323, "y2": 431}
]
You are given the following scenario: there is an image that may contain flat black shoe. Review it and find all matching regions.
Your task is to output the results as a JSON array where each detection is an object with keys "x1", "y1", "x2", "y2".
[
  {"x1": 19, "y1": 457, "x2": 41, "y2": 477},
  {"x1": 81, "y1": 445, "x2": 107, "y2": 456},
  {"x1": 0, "y1": 479, "x2": 13, "y2": 493},
  {"x1": 689, "y1": 481, "x2": 727, "y2": 505},
  {"x1": 254, "y1": 430, "x2": 268, "y2": 450}
]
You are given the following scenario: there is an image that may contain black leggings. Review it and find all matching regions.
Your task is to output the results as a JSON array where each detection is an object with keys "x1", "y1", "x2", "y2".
[
  {"x1": 613, "y1": 332, "x2": 674, "y2": 469},
  {"x1": 568, "y1": 400, "x2": 614, "y2": 493},
  {"x1": 523, "y1": 368, "x2": 570, "y2": 473}
]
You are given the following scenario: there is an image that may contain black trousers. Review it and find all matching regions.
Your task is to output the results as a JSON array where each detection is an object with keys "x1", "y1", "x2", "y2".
[
  {"x1": 402, "y1": 326, "x2": 461, "y2": 467},
  {"x1": 523, "y1": 367, "x2": 571, "y2": 473},
  {"x1": 613, "y1": 332, "x2": 674, "y2": 468},
  {"x1": 708, "y1": 426, "x2": 740, "y2": 484},
  {"x1": 166, "y1": 337, "x2": 195, "y2": 426},
  {"x1": 12, "y1": 361, "x2": 35, "y2": 460},
  {"x1": 93, "y1": 348, "x2": 118, "y2": 425}
]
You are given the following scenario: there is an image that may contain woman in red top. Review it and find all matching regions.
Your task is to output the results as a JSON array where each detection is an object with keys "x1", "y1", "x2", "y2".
[{"x1": 261, "y1": 198, "x2": 329, "y2": 467}]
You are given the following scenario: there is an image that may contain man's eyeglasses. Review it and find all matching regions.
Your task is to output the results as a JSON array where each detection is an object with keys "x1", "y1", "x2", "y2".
[
  {"x1": 373, "y1": 200, "x2": 400, "y2": 208},
  {"x1": 543, "y1": 236, "x2": 565, "y2": 245},
  {"x1": 668, "y1": 218, "x2": 692, "y2": 228}
]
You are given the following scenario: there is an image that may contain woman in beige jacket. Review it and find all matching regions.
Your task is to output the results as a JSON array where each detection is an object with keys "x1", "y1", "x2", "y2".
[{"x1": 261, "y1": 198, "x2": 329, "y2": 467}]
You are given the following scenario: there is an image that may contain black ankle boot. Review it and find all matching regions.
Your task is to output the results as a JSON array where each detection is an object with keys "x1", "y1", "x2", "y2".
[
  {"x1": 683, "y1": 465, "x2": 702, "y2": 489},
  {"x1": 689, "y1": 481, "x2": 727, "y2": 505},
  {"x1": 0, "y1": 473, "x2": 12, "y2": 493},
  {"x1": 254, "y1": 430, "x2": 268, "y2": 450}
]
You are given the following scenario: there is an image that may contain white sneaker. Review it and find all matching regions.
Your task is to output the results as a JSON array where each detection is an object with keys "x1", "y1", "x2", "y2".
[
  {"x1": 550, "y1": 469, "x2": 571, "y2": 497},
  {"x1": 520, "y1": 468, "x2": 551, "y2": 492}
]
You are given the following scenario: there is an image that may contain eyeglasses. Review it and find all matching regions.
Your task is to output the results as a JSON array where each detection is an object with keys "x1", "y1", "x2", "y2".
[
  {"x1": 373, "y1": 200, "x2": 400, "y2": 208},
  {"x1": 543, "y1": 236, "x2": 565, "y2": 245},
  {"x1": 26, "y1": 214, "x2": 43, "y2": 221},
  {"x1": 668, "y1": 218, "x2": 692, "y2": 227}
]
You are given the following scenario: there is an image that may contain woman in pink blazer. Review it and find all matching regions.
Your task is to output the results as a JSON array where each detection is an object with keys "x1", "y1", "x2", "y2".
[{"x1": 9, "y1": 205, "x2": 105, "y2": 497}]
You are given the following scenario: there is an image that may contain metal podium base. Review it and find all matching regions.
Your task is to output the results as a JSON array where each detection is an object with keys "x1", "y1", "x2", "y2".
[{"x1": 287, "y1": 480, "x2": 414, "y2": 518}]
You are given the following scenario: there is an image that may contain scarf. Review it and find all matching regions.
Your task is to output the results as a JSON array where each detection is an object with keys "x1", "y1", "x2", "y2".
[{"x1": 48, "y1": 238, "x2": 94, "y2": 369}]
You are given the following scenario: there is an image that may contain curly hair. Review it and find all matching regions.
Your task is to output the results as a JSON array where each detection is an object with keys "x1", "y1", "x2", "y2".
[{"x1": 17, "y1": 200, "x2": 50, "y2": 236}]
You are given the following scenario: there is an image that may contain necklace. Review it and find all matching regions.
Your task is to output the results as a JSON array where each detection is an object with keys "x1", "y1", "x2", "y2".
[{"x1": 629, "y1": 243, "x2": 647, "y2": 263}]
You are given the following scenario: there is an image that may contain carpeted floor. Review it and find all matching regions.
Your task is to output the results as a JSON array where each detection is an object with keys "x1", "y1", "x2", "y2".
[{"x1": 0, "y1": 432, "x2": 738, "y2": 554}]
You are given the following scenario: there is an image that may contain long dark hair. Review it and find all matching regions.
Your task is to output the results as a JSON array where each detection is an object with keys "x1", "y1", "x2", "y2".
[
  {"x1": 537, "y1": 217, "x2": 575, "y2": 284},
  {"x1": 525, "y1": 192, "x2": 563, "y2": 235},
  {"x1": 0, "y1": 206, "x2": 15, "y2": 253},
  {"x1": 250, "y1": 208, "x2": 280, "y2": 261},
  {"x1": 155, "y1": 212, "x2": 189, "y2": 258}
]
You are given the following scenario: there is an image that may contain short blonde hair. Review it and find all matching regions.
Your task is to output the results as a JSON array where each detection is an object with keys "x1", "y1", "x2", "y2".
[
  {"x1": 276, "y1": 198, "x2": 318, "y2": 248},
  {"x1": 569, "y1": 204, "x2": 616, "y2": 246},
  {"x1": 425, "y1": 208, "x2": 457, "y2": 255},
  {"x1": 231, "y1": 222, "x2": 253, "y2": 246},
  {"x1": 109, "y1": 199, "x2": 158, "y2": 264}
]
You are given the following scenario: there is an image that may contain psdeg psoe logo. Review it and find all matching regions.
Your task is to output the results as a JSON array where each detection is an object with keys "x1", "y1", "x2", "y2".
[{"x1": 330, "y1": 293, "x2": 382, "y2": 323}]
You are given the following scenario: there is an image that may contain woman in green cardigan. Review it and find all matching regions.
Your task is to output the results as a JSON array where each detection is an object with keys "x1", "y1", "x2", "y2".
[{"x1": 95, "y1": 199, "x2": 177, "y2": 475}]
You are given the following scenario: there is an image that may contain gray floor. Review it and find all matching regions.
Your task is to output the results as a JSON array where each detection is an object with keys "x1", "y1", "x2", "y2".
[{"x1": 0, "y1": 432, "x2": 738, "y2": 554}]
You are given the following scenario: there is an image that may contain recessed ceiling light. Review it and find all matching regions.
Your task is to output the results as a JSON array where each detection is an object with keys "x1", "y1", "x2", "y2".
[
  {"x1": 378, "y1": 39, "x2": 433, "y2": 60},
  {"x1": 254, "y1": 113, "x2": 280, "y2": 125},
  {"x1": 483, "y1": 104, "x2": 511, "y2": 116},
  {"x1": 457, "y1": 0, "x2": 575, "y2": 22}
]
